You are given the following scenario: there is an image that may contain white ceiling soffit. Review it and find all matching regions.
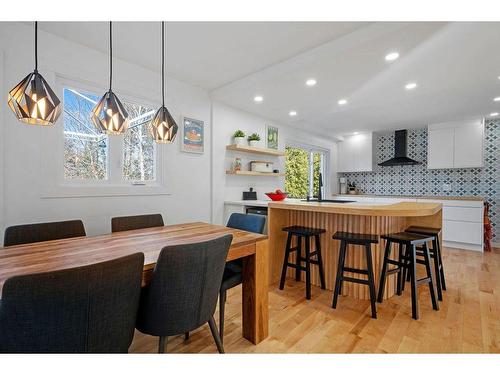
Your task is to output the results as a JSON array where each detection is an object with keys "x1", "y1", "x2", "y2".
[
  {"x1": 38, "y1": 21, "x2": 368, "y2": 90},
  {"x1": 211, "y1": 22, "x2": 500, "y2": 137}
]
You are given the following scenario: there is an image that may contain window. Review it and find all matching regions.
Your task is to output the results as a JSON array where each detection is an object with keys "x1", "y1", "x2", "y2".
[
  {"x1": 122, "y1": 103, "x2": 155, "y2": 181},
  {"x1": 62, "y1": 87, "x2": 156, "y2": 183},
  {"x1": 285, "y1": 145, "x2": 327, "y2": 199},
  {"x1": 63, "y1": 88, "x2": 108, "y2": 180}
]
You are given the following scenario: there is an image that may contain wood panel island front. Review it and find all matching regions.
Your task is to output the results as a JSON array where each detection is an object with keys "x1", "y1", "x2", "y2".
[{"x1": 267, "y1": 200, "x2": 442, "y2": 300}]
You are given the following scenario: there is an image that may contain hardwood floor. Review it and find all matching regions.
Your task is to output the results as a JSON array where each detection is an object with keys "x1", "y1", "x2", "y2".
[{"x1": 129, "y1": 246, "x2": 500, "y2": 354}]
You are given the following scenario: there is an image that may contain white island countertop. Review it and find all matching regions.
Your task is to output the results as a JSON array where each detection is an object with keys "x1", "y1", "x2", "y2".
[{"x1": 224, "y1": 200, "x2": 271, "y2": 207}]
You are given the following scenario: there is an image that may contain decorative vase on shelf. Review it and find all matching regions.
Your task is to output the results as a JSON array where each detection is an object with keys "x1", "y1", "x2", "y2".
[
  {"x1": 249, "y1": 140, "x2": 259, "y2": 147},
  {"x1": 234, "y1": 136, "x2": 245, "y2": 146},
  {"x1": 234, "y1": 157, "x2": 242, "y2": 171}
]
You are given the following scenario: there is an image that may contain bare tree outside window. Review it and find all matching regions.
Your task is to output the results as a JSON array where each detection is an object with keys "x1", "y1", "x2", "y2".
[
  {"x1": 122, "y1": 102, "x2": 155, "y2": 181},
  {"x1": 63, "y1": 88, "x2": 108, "y2": 180}
]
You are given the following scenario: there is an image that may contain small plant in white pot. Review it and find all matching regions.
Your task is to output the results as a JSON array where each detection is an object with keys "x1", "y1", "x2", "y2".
[
  {"x1": 233, "y1": 130, "x2": 246, "y2": 146},
  {"x1": 248, "y1": 133, "x2": 261, "y2": 147}
]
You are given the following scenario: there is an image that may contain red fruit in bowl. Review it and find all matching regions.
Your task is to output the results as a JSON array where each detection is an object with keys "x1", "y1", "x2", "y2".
[{"x1": 276, "y1": 189, "x2": 283, "y2": 194}]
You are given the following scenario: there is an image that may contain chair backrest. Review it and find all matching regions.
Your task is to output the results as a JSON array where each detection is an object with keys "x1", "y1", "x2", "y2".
[
  {"x1": 227, "y1": 213, "x2": 266, "y2": 234},
  {"x1": 0, "y1": 253, "x2": 144, "y2": 353},
  {"x1": 111, "y1": 214, "x2": 164, "y2": 233},
  {"x1": 136, "y1": 235, "x2": 232, "y2": 337},
  {"x1": 4, "y1": 220, "x2": 86, "y2": 247}
]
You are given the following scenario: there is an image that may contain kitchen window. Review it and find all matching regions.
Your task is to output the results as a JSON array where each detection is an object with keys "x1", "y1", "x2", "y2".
[
  {"x1": 62, "y1": 86, "x2": 157, "y2": 183},
  {"x1": 285, "y1": 144, "x2": 327, "y2": 199}
]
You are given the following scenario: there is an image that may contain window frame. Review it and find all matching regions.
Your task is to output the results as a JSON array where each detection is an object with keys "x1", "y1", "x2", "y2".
[
  {"x1": 40, "y1": 75, "x2": 169, "y2": 198},
  {"x1": 285, "y1": 141, "x2": 330, "y2": 199}
]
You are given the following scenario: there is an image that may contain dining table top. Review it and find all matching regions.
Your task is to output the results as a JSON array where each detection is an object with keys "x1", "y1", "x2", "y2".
[{"x1": 0, "y1": 221, "x2": 268, "y2": 294}]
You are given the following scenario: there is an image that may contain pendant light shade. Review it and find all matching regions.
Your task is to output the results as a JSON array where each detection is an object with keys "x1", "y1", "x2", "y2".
[
  {"x1": 7, "y1": 22, "x2": 61, "y2": 126},
  {"x1": 149, "y1": 106, "x2": 178, "y2": 143},
  {"x1": 149, "y1": 21, "x2": 178, "y2": 143},
  {"x1": 91, "y1": 90, "x2": 129, "y2": 134},
  {"x1": 92, "y1": 22, "x2": 129, "y2": 135}
]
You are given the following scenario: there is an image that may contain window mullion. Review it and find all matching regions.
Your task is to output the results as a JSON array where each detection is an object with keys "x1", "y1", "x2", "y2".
[{"x1": 108, "y1": 135, "x2": 123, "y2": 184}]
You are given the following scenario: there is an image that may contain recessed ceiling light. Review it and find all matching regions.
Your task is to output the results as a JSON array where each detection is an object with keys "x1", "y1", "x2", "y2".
[
  {"x1": 405, "y1": 82, "x2": 418, "y2": 90},
  {"x1": 306, "y1": 79, "x2": 317, "y2": 86},
  {"x1": 353, "y1": 132, "x2": 359, "y2": 135},
  {"x1": 289, "y1": 111, "x2": 297, "y2": 116},
  {"x1": 338, "y1": 99, "x2": 348, "y2": 105},
  {"x1": 490, "y1": 112, "x2": 499, "y2": 117},
  {"x1": 494, "y1": 97, "x2": 500, "y2": 102},
  {"x1": 385, "y1": 52, "x2": 399, "y2": 61},
  {"x1": 254, "y1": 95, "x2": 263, "y2": 102}
]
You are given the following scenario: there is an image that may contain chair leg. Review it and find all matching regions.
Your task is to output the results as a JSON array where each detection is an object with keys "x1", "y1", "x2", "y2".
[
  {"x1": 409, "y1": 245, "x2": 419, "y2": 320},
  {"x1": 401, "y1": 244, "x2": 408, "y2": 292},
  {"x1": 431, "y1": 239, "x2": 443, "y2": 301},
  {"x1": 158, "y1": 336, "x2": 167, "y2": 354},
  {"x1": 332, "y1": 240, "x2": 347, "y2": 308},
  {"x1": 279, "y1": 233, "x2": 292, "y2": 290},
  {"x1": 305, "y1": 236, "x2": 311, "y2": 300},
  {"x1": 396, "y1": 243, "x2": 403, "y2": 296},
  {"x1": 365, "y1": 243, "x2": 377, "y2": 319},
  {"x1": 423, "y1": 242, "x2": 439, "y2": 311},
  {"x1": 436, "y1": 237, "x2": 446, "y2": 291},
  {"x1": 184, "y1": 332, "x2": 189, "y2": 341},
  {"x1": 219, "y1": 289, "x2": 226, "y2": 344},
  {"x1": 208, "y1": 316, "x2": 225, "y2": 354},
  {"x1": 295, "y1": 236, "x2": 302, "y2": 281},
  {"x1": 314, "y1": 234, "x2": 326, "y2": 290},
  {"x1": 377, "y1": 240, "x2": 391, "y2": 303}
]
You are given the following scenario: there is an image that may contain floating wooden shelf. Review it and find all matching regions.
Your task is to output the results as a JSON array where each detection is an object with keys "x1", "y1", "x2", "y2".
[
  {"x1": 226, "y1": 144, "x2": 285, "y2": 157},
  {"x1": 226, "y1": 170, "x2": 285, "y2": 177}
]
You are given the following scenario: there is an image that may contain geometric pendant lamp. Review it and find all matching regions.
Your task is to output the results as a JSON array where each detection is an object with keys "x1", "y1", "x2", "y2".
[
  {"x1": 91, "y1": 21, "x2": 129, "y2": 135},
  {"x1": 7, "y1": 22, "x2": 61, "y2": 126},
  {"x1": 149, "y1": 21, "x2": 178, "y2": 143}
]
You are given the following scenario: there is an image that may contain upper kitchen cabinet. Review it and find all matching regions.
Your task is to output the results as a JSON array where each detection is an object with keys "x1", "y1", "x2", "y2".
[
  {"x1": 427, "y1": 119, "x2": 484, "y2": 169},
  {"x1": 337, "y1": 132, "x2": 373, "y2": 172}
]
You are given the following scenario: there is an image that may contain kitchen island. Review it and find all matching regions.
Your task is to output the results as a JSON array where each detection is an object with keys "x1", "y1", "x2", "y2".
[{"x1": 268, "y1": 200, "x2": 442, "y2": 300}]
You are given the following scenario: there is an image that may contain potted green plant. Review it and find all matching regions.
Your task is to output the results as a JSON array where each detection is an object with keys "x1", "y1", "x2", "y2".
[
  {"x1": 248, "y1": 133, "x2": 261, "y2": 147},
  {"x1": 233, "y1": 130, "x2": 246, "y2": 146}
]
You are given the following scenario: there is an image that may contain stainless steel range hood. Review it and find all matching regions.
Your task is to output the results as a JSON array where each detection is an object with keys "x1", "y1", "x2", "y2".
[{"x1": 378, "y1": 129, "x2": 421, "y2": 166}]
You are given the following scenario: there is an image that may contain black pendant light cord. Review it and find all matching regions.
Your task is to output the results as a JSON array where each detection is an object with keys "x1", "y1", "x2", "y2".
[
  {"x1": 109, "y1": 21, "x2": 113, "y2": 91},
  {"x1": 34, "y1": 21, "x2": 38, "y2": 72},
  {"x1": 162, "y1": 21, "x2": 165, "y2": 108}
]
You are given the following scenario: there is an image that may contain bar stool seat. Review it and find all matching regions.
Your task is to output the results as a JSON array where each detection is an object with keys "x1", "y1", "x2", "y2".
[
  {"x1": 279, "y1": 226, "x2": 326, "y2": 300},
  {"x1": 405, "y1": 226, "x2": 446, "y2": 301},
  {"x1": 378, "y1": 232, "x2": 439, "y2": 320},
  {"x1": 332, "y1": 231, "x2": 379, "y2": 319}
]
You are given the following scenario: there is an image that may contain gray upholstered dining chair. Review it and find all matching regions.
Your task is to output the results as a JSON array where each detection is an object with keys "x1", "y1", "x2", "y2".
[
  {"x1": 219, "y1": 213, "x2": 266, "y2": 343},
  {"x1": 3, "y1": 219, "x2": 86, "y2": 247},
  {"x1": 111, "y1": 214, "x2": 164, "y2": 232},
  {"x1": 0, "y1": 253, "x2": 144, "y2": 353},
  {"x1": 135, "y1": 234, "x2": 233, "y2": 354}
]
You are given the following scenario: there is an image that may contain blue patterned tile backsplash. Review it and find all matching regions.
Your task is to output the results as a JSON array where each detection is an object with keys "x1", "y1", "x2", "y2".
[{"x1": 342, "y1": 120, "x2": 499, "y2": 241}]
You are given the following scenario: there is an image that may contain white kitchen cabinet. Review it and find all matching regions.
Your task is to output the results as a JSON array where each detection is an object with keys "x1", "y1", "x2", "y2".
[
  {"x1": 428, "y1": 127, "x2": 454, "y2": 169},
  {"x1": 337, "y1": 132, "x2": 373, "y2": 172},
  {"x1": 427, "y1": 119, "x2": 484, "y2": 169}
]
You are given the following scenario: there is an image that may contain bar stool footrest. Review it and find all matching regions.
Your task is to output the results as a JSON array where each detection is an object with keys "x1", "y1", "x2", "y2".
[
  {"x1": 340, "y1": 276, "x2": 370, "y2": 285},
  {"x1": 342, "y1": 267, "x2": 368, "y2": 275}
]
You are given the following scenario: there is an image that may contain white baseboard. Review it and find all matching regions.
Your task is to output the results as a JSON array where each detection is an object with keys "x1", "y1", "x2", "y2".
[{"x1": 443, "y1": 240, "x2": 483, "y2": 252}]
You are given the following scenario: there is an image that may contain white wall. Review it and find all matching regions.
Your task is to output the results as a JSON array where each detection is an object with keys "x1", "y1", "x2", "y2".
[
  {"x1": 211, "y1": 101, "x2": 338, "y2": 225},
  {"x1": 0, "y1": 22, "x2": 212, "y2": 237}
]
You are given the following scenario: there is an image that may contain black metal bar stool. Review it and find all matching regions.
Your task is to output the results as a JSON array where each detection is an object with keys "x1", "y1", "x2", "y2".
[
  {"x1": 378, "y1": 232, "x2": 439, "y2": 320},
  {"x1": 331, "y1": 232, "x2": 379, "y2": 319},
  {"x1": 404, "y1": 226, "x2": 446, "y2": 301},
  {"x1": 279, "y1": 225, "x2": 326, "y2": 299}
]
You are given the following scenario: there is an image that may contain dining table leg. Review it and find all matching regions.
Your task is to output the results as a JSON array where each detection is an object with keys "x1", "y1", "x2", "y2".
[{"x1": 242, "y1": 239, "x2": 269, "y2": 344}]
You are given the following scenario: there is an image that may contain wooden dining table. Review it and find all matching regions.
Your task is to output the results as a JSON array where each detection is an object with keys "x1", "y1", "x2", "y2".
[{"x1": 0, "y1": 222, "x2": 269, "y2": 345}]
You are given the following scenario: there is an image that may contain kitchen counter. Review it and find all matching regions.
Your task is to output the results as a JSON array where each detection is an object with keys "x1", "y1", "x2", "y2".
[
  {"x1": 268, "y1": 200, "x2": 441, "y2": 217},
  {"x1": 332, "y1": 194, "x2": 484, "y2": 201},
  {"x1": 267, "y1": 199, "x2": 442, "y2": 301},
  {"x1": 224, "y1": 200, "x2": 270, "y2": 207}
]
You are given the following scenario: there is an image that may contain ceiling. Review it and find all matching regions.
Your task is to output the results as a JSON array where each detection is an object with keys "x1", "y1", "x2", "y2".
[
  {"x1": 39, "y1": 22, "x2": 367, "y2": 90},
  {"x1": 39, "y1": 22, "x2": 500, "y2": 138}
]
